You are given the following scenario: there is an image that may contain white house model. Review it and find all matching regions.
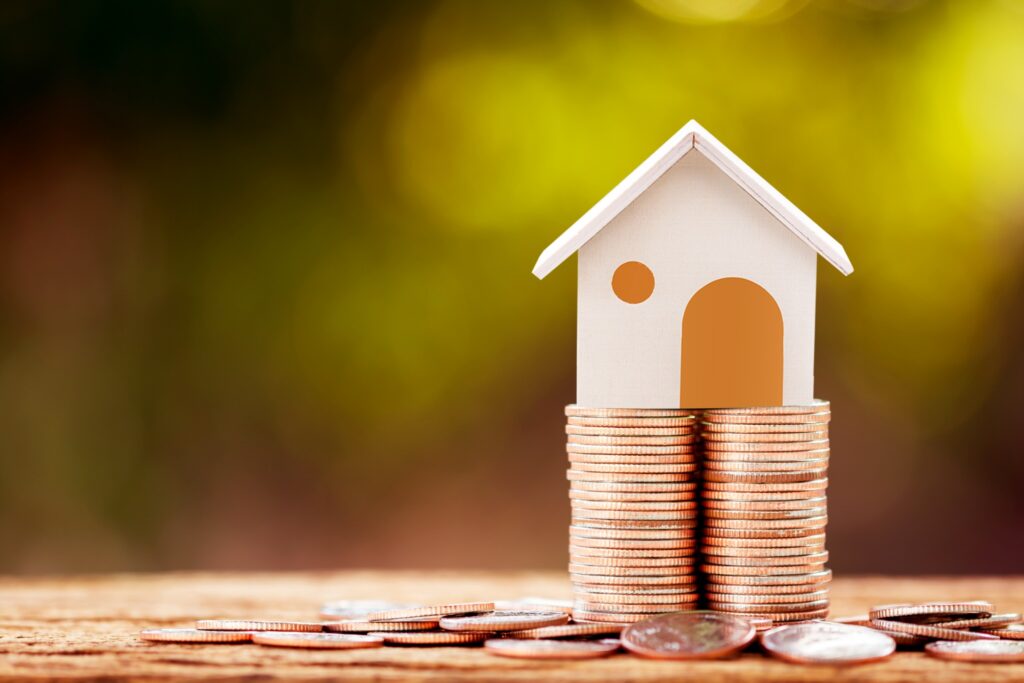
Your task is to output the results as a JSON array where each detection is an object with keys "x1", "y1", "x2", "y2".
[{"x1": 533, "y1": 120, "x2": 853, "y2": 409}]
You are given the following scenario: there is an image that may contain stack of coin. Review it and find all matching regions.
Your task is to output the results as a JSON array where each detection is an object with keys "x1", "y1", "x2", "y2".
[
  {"x1": 565, "y1": 405, "x2": 700, "y2": 624},
  {"x1": 699, "y1": 401, "x2": 831, "y2": 624}
]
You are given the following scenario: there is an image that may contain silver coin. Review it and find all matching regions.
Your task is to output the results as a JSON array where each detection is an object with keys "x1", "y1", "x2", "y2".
[{"x1": 762, "y1": 622, "x2": 896, "y2": 665}]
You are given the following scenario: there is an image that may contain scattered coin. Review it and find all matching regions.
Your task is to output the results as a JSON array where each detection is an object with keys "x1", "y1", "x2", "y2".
[
  {"x1": 369, "y1": 630, "x2": 490, "y2": 646},
  {"x1": 252, "y1": 632, "x2": 384, "y2": 649},
  {"x1": 484, "y1": 638, "x2": 620, "y2": 659},
  {"x1": 621, "y1": 611, "x2": 756, "y2": 659},
  {"x1": 195, "y1": 619, "x2": 322, "y2": 632},
  {"x1": 323, "y1": 619, "x2": 439, "y2": 633},
  {"x1": 925, "y1": 640, "x2": 1024, "y2": 663},
  {"x1": 503, "y1": 623, "x2": 623, "y2": 639},
  {"x1": 761, "y1": 622, "x2": 895, "y2": 665},
  {"x1": 366, "y1": 602, "x2": 495, "y2": 622},
  {"x1": 869, "y1": 618, "x2": 999, "y2": 641},
  {"x1": 869, "y1": 601, "x2": 994, "y2": 623},
  {"x1": 319, "y1": 600, "x2": 421, "y2": 620},
  {"x1": 493, "y1": 598, "x2": 574, "y2": 614},
  {"x1": 438, "y1": 610, "x2": 569, "y2": 632},
  {"x1": 980, "y1": 624, "x2": 1024, "y2": 640},
  {"x1": 939, "y1": 613, "x2": 1022, "y2": 630},
  {"x1": 140, "y1": 628, "x2": 252, "y2": 644}
]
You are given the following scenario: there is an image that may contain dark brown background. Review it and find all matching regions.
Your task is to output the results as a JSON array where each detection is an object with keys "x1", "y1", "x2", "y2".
[{"x1": 1, "y1": 0, "x2": 1022, "y2": 575}]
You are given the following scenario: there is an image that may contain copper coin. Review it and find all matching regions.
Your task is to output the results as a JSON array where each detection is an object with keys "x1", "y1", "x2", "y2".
[
  {"x1": 574, "y1": 583, "x2": 697, "y2": 595},
  {"x1": 704, "y1": 533, "x2": 827, "y2": 547},
  {"x1": 703, "y1": 489, "x2": 828, "y2": 501},
  {"x1": 979, "y1": 624, "x2": 1024, "y2": 639},
  {"x1": 567, "y1": 443, "x2": 698, "y2": 456},
  {"x1": 574, "y1": 591, "x2": 698, "y2": 605},
  {"x1": 754, "y1": 609, "x2": 832, "y2": 622},
  {"x1": 569, "y1": 454, "x2": 698, "y2": 466},
  {"x1": 567, "y1": 425, "x2": 696, "y2": 437},
  {"x1": 439, "y1": 610, "x2": 568, "y2": 632},
  {"x1": 939, "y1": 613, "x2": 1022, "y2": 630},
  {"x1": 703, "y1": 458, "x2": 829, "y2": 472},
  {"x1": 569, "y1": 563, "x2": 696, "y2": 576},
  {"x1": 140, "y1": 628, "x2": 252, "y2": 644},
  {"x1": 761, "y1": 622, "x2": 895, "y2": 665},
  {"x1": 704, "y1": 479, "x2": 828, "y2": 493},
  {"x1": 710, "y1": 599, "x2": 830, "y2": 614},
  {"x1": 319, "y1": 600, "x2": 421, "y2": 620},
  {"x1": 621, "y1": 610, "x2": 756, "y2": 659},
  {"x1": 703, "y1": 544, "x2": 825, "y2": 558},
  {"x1": 703, "y1": 450, "x2": 831, "y2": 463},
  {"x1": 571, "y1": 499, "x2": 697, "y2": 512},
  {"x1": 703, "y1": 470, "x2": 829, "y2": 484},
  {"x1": 572, "y1": 511, "x2": 698, "y2": 523},
  {"x1": 570, "y1": 480, "x2": 698, "y2": 493},
  {"x1": 370, "y1": 630, "x2": 490, "y2": 646},
  {"x1": 570, "y1": 555, "x2": 695, "y2": 569},
  {"x1": 704, "y1": 401, "x2": 830, "y2": 415},
  {"x1": 493, "y1": 598, "x2": 574, "y2": 614},
  {"x1": 195, "y1": 619, "x2": 322, "y2": 632},
  {"x1": 568, "y1": 416, "x2": 697, "y2": 428},
  {"x1": 567, "y1": 470, "x2": 696, "y2": 483},
  {"x1": 832, "y1": 614, "x2": 871, "y2": 626},
  {"x1": 869, "y1": 618, "x2": 999, "y2": 641},
  {"x1": 705, "y1": 582, "x2": 832, "y2": 596},
  {"x1": 702, "y1": 526, "x2": 826, "y2": 540},
  {"x1": 570, "y1": 610, "x2": 643, "y2": 624},
  {"x1": 703, "y1": 507, "x2": 828, "y2": 521},
  {"x1": 869, "y1": 601, "x2": 994, "y2": 623},
  {"x1": 570, "y1": 462, "x2": 700, "y2": 474},
  {"x1": 484, "y1": 638, "x2": 619, "y2": 659},
  {"x1": 704, "y1": 515, "x2": 828, "y2": 529},
  {"x1": 706, "y1": 570, "x2": 833, "y2": 586},
  {"x1": 702, "y1": 421, "x2": 830, "y2": 434},
  {"x1": 570, "y1": 525, "x2": 696, "y2": 540},
  {"x1": 571, "y1": 537, "x2": 697, "y2": 551},
  {"x1": 571, "y1": 518, "x2": 697, "y2": 529},
  {"x1": 925, "y1": 640, "x2": 1024, "y2": 662},
  {"x1": 324, "y1": 619, "x2": 439, "y2": 633},
  {"x1": 704, "y1": 551, "x2": 829, "y2": 567},
  {"x1": 252, "y1": 632, "x2": 384, "y2": 649},
  {"x1": 569, "y1": 434, "x2": 698, "y2": 446},
  {"x1": 570, "y1": 544, "x2": 694, "y2": 558},
  {"x1": 504, "y1": 623, "x2": 623, "y2": 639},
  {"x1": 701, "y1": 563, "x2": 827, "y2": 577},
  {"x1": 576, "y1": 601, "x2": 694, "y2": 614},
  {"x1": 703, "y1": 431, "x2": 829, "y2": 443},
  {"x1": 367, "y1": 602, "x2": 495, "y2": 622},
  {"x1": 571, "y1": 490, "x2": 696, "y2": 503},
  {"x1": 707, "y1": 590, "x2": 830, "y2": 604},
  {"x1": 703, "y1": 497, "x2": 827, "y2": 511},
  {"x1": 705, "y1": 440, "x2": 830, "y2": 454},
  {"x1": 702, "y1": 413, "x2": 830, "y2": 426},
  {"x1": 565, "y1": 405, "x2": 696, "y2": 418},
  {"x1": 571, "y1": 574, "x2": 697, "y2": 586}
]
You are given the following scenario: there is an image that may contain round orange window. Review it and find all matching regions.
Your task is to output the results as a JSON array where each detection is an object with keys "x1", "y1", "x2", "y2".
[{"x1": 611, "y1": 261, "x2": 655, "y2": 304}]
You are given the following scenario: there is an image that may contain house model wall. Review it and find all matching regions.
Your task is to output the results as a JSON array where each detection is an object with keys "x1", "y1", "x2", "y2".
[{"x1": 534, "y1": 121, "x2": 853, "y2": 409}]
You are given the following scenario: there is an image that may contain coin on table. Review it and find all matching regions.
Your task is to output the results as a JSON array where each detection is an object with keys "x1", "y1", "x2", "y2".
[
  {"x1": 621, "y1": 610, "x2": 756, "y2": 659},
  {"x1": 195, "y1": 619, "x2": 322, "y2": 632},
  {"x1": 869, "y1": 618, "x2": 999, "y2": 641},
  {"x1": 493, "y1": 598, "x2": 574, "y2": 614},
  {"x1": 252, "y1": 632, "x2": 384, "y2": 649},
  {"x1": 438, "y1": 610, "x2": 569, "y2": 632},
  {"x1": 366, "y1": 602, "x2": 495, "y2": 622},
  {"x1": 571, "y1": 610, "x2": 649, "y2": 624},
  {"x1": 319, "y1": 600, "x2": 421, "y2": 620},
  {"x1": 939, "y1": 613, "x2": 1022, "y2": 630},
  {"x1": 565, "y1": 405, "x2": 696, "y2": 418},
  {"x1": 140, "y1": 628, "x2": 252, "y2": 644},
  {"x1": 324, "y1": 618, "x2": 439, "y2": 632},
  {"x1": 979, "y1": 624, "x2": 1024, "y2": 639},
  {"x1": 370, "y1": 630, "x2": 490, "y2": 646},
  {"x1": 503, "y1": 623, "x2": 623, "y2": 639},
  {"x1": 869, "y1": 601, "x2": 994, "y2": 623},
  {"x1": 925, "y1": 640, "x2": 1024, "y2": 662},
  {"x1": 761, "y1": 622, "x2": 895, "y2": 665},
  {"x1": 484, "y1": 638, "x2": 620, "y2": 659}
]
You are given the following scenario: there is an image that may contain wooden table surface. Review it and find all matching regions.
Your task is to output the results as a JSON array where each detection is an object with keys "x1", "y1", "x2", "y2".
[{"x1": 2, "y1": 571, "x2": 1024, "y2": 682}]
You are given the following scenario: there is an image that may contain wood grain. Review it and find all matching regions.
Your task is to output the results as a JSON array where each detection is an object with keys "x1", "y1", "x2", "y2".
[{"x1": 2, "y1": 571, "x2": 1023, "y2": 682}]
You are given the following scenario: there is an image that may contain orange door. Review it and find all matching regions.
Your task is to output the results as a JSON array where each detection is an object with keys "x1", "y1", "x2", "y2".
[{"x1": 680, "y1": 277, "x2": 784, "y2": 408}]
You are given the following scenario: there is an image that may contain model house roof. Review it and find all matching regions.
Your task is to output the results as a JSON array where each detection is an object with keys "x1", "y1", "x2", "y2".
[{"x1": 532, "y1": 120, "x2": 854, "y2": 279}]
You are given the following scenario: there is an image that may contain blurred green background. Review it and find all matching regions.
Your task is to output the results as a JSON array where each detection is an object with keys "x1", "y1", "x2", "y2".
[{"x1": 1, "y1": 0, "x2": 1022, "y2": 575}]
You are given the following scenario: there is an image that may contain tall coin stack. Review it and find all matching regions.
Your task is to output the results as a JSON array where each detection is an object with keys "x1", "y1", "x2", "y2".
[
  {"x1": 565, "y1": 405, "x2": 700, "y2": 624},
  {"x1": 698, "y1": 401, "x2": 832, "y2": 623}
]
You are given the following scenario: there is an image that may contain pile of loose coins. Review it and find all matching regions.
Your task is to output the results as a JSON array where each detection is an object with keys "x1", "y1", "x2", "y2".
[
  {"x1": 564, "y1": 405, "x2": 700, "y2": 623},
  {"x1": 699, "y1": 401, "x2": 832, "y2": 622},
  {"x1": 138, "y1": 600, "x2": 1024, "y2": 664}
]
